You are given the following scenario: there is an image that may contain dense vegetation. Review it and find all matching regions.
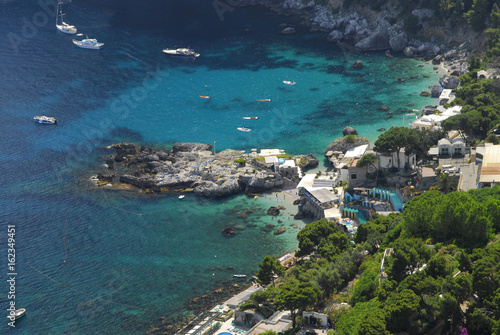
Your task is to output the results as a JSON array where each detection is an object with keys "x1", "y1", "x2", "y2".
[{"x1": 248, "y1": 186, "x2": 500, "y2": 335}]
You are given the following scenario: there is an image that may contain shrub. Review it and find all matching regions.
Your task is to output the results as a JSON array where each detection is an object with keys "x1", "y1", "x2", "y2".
[
  {"x1": 486, "y1": 134, "x2": 499, "y2": 144},
  {"x1": 234, "y1": 158, "x2": 246, "y2": 167},
  {"x1": 403, "y1": 14, "x2": 420, "y2": 35},
  {"x1": 345, "y1": 135, "x2": 356, "y2": 143}
]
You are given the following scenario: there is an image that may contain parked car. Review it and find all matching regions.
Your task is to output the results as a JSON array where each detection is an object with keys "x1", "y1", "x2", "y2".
[{"x1": 491, "y1": 128, "x2": 500, "y2": 135}]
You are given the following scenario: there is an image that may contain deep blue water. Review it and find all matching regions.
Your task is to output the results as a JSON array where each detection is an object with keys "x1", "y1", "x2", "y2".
[{"x1": 0, "y1": 1, "x2": 439, "y2": 333}]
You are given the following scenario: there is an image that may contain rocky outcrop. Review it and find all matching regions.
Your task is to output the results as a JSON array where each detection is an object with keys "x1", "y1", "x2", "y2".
[
  {"x1": 193, "y1": 179, "x2": 242, "y2": 198},
  {"x1": 431, "y1": 84, "x2": 441, "y2": 98},
  {"x1": 238, "y1": 0, "x2": 480, "y2": 62},
  {"x1": 389, "y1": 33, "x2": 408, "y2": 52},
  {"x1": 245, "y1": 174, "x2": 284, "y2": 194},
  {"x1": 296, "y1": 154, "x2": 319, "y2": 169},
  {"x1": 95, "y1": 142, "x2": 293, "y2": 200},
  {"x1": 173, "y1": 142, "x2": 212, "y2": 153},
  {"x1": 440, "y1": 75, "x2": 461, "y2": 89},
  {"x1": 355, "y1": 31, "x2": 390, "y2": 51},
  {"x1": 324, "y1": 136, "x2": 370, "y2": 157}
]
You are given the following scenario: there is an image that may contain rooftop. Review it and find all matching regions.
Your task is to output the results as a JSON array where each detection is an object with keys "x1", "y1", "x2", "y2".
[
  {"x1": 297, "y1": 173, "x2": 338, "y2": 192},
  {"x1": 421, "y1": 166, "x2": 437, "y2": 178},
  {"x1": 259, "y1": 149, "x2": 285, "y2": 156},
  {"x1": 309, "y1": 188, "x2": 337, "y2": 204},
  {"x1": 479, "y1": 144, "x2": 500, "y2": 183},
  {"x1": 344, "y1": 144, "x2": 369, "y2": 158}
]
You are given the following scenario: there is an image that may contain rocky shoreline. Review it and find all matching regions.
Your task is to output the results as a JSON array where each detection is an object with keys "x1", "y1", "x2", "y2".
[
  {"x1": 239, "y1": 0, "x2": 475, "y2": 70},
  {"x1": 93, "y1": 142, "x2": 318, "y2": 199}
]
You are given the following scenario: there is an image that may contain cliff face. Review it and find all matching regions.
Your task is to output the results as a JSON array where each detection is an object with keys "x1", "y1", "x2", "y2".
[{"x1": 239, "y1": 0, "x2": 483, "y2": 58}]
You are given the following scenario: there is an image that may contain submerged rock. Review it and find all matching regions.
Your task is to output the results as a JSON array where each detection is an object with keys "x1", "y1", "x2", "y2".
[
  {"x1": 350, "y1": 60, "x2": 364, "y2": 69},
  {"x1": 221, "y1": 227, "x2": 236, "y2": 236},
  {"x1": 274, "y1": 227, "x2": 286, "y2": 235},
  {"x1": 267, "y1": 206, "x2": 280, "y2": 216}
]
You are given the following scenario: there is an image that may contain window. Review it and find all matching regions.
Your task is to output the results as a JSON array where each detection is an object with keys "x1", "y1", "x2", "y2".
[{"x1": 351, "y1": 173, "x2": 357, "y2": 180}]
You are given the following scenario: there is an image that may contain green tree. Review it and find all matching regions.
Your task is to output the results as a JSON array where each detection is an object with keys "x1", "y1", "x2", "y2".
[
  {"x1": 387, "y1": 237, "x2": 433, "y2": 282},
  {"x1": 258, "y1": 331, "x2": 278, "y2": 335},
  {"x1": 373, "y1": 127, "x2": 420, "y2": 170},
  {"x1": 426, "y1": 253, "x2": 452, "y2": 278},
  {"x1": 256, "y1": 255, "x2": 286, "y2": 286},
  {"x1": 491, "y1": 3, "x2": 500, "y2": 28},
  {"x1": 312, "y1": 265, "x2": 342, "y2": 299},
  {"x1": 358, "y1": 310, "x2": 390, "y2": 335},
  {"x1": 384, "y1": 289, "x2": 421, "y2": 333},
  {"x1": 403, "y1": 191, "x2": 444, "y2": 239},
  {"x1": 274, "y1": 279, "x2": 320, "y2": 328},
  {"x1": 251, "y1": 290, "x2": 268, "y2": 305},
  {"x1": 296, "y1": 219, "x2": 339, "y2": 256},
  {"x1": 433, "y1": 173, "x2": 457, "y2": 194},
  {"x1": 465, "y1": 0, "x2": 489, "y2": 32}
]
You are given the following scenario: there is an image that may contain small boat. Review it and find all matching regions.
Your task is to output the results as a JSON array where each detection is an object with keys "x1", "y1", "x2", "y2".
[
  {"x1": 162, "y1": 48, "x2": 200, "y2": 58},
  {"x1": 73, "y1": 36, "x2": 104, "y2": 49},
  {"x1": 178, "y1": 195, "x2": 185, "y2": 199},
  {"x1": 283, "y1": 80, "x2": 295, "y2": 85},
  {"x1": 243, "y1": 117, "x2": 259, "y2": 120},
  {"x1": 233, "y1": 274, "x2": 246, "y2": 278},
  {"x1": 237, "y1": 127, "x2": 251, "y2": 132},
  {"x1": 257, "y1": 99, "x2": 272, "y2": 102},
  {"x1": 34, "y1": 116, "x2": 57, "y2": 124},
  {"x1": 7, "y1": 308, "x2": 26, "y2": 320},
  {"x1": 56, "y1": 1, "x2": 77, "y2": 34},
  {"x1": 199, "y1": 95, "x2": 211, "y2": 100}
]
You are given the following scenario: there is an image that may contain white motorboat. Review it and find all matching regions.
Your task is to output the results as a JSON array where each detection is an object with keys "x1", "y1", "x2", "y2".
[
  {"x1": 34, "y1": 116, "x2": 57, "y2": 124},
  {"x1": 243, "y1": 117, "x2": 258, "y2": 120},
  {"x1": 56, "y1": 1, "x2": 77, "y2": 34},
  {"x1": 7, "y1": 308, "x2": 26, "y2": 320},
  {"x1": 233, "y1": 274, "x2": 246, "y2": 278},
  {"x1": 178, "y1": 195, "x2": 185, "y2": 199},
  {"x1": 162, "y1": 48, "x2": 200, "y2": 58},
  {"x1": 73, "y1": 37, "x2": 104, "y2": 49},
  {"x1": 283, "y1": 80, "x2": 295, "y2": 85},
  {"x1": 237, "y1": 127, "x2": 251, "y2": 132}
]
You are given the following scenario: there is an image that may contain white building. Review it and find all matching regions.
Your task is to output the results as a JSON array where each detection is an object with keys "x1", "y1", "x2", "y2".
[
  {"x1": 412, "y1": 105, "x2": 462, "y2": 131},
  {"x1": 438, "y1": 137, "x2": 466, "y2": 156},
  {"x1": 378, "y1": 148, "x2": 416, "y2": 170}
]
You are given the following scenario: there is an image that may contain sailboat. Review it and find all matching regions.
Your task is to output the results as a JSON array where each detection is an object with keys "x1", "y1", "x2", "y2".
[{"x1": 56, "y1": 1, "x2": 77, "y2": 34}]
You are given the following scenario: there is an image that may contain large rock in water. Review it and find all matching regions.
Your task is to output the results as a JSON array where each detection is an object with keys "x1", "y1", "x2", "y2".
[
  {"x1": 431, "y1": 84, "x2": 441, "y2": 98},
  {"x1": 342, "y1": 126, "x2": 358, "y2": 136},
  {"x1": 296, "y1": 154, "x2": 319, "y2": 169},
  {"x1": 244, "y1": 174, "x2": 284, "y2": 193},
  {"x1": 324, "y1": 136, "x2": 370, "y2": 157},
  {"x1": 267, "y1": 206, "x2": 280, "y2": 216},
  {"x1": 193, "y1": 179, "x2": 242, "y2": 198},
  {"x1": 173, "y1": 142, "x2": 212, "y2": 153}
]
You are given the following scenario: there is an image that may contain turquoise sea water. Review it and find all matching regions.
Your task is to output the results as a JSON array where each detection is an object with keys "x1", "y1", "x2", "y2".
[{"x1": 0, "y1": 1, "x2": 438, "y2": 333}]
